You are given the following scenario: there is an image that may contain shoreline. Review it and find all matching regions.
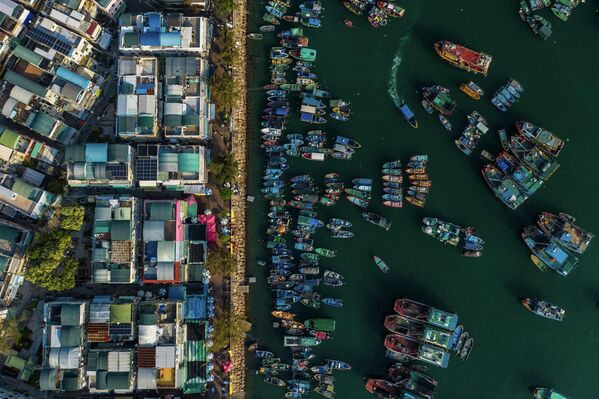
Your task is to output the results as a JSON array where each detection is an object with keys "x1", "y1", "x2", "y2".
[{"x1": 229, "y1": 0, "x2": 249, "y2": 395}]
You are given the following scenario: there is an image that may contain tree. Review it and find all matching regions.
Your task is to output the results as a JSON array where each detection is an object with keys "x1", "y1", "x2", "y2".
[
  {"x1": 59, "y1": 204, "x2": 85, "y2": 231},
  {"x1": 206, "y1": 247, "x2": 236, "y2": 276},
  {"x1": 25, "y1": 230, "x2": 76, "y2": 291},
  {"x1": 213, "y1": 0, "x2": 237, "y2": 20},
  {"x1": 209, "y1": 311, "x2": 250, "y2": 352},
  {"x1": 210, "y1": 153, "x2": 238, "y2": 183},
  {"x1": 46, "y1": 170, "x2": 67, "y2": 196},
  {"x1": 211, "y1": 72, "x2": 234, "y2": 111},
  {"x1": 0, "y1": 314, "x2": 26, "y2": 356}
]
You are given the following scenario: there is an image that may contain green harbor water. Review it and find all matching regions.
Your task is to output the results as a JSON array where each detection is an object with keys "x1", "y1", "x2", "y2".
[{"x1": 245, "y1": 1, "x2": 599, "y2": 398}]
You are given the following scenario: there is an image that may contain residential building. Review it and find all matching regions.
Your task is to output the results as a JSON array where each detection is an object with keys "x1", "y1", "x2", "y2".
[
  {"x1": 86, "y1": 296, "x2": 136, "y2": 393},
  {"x1": 141, "y1": 199, "x2": 185, "y2": 283},
  {"x1": 116, "y1": 56, "x2": 158, "y2": 139},
  {"x1": 136, "y1": 144, "x2": 207, "y2": 191},
  {"x1": 40, "y1": 300, "x2": 87, "y2": 392},
  {"x1": 0, "y1": 220, "x2": 32, "y2": 316},
  {"x1": 65, "y1": 143, "x2": 134, "y2": 188},
  {"x1": 2, "y1": 354, "x2": 37, "y2": 382},
  {"x1": 0, "y1": 127, "x2": 63, "y2": 175},
  {"x1": 93, "y1": 0, "x2": 125, "y2": 20},
  {"x1": 182, "y1": 288, "x2": 209, "y2": 394},
  {"x1": 0, "y1": 0, "x2": 32, "y2": 49},
  {"x1": 0, "y1": 170, "x2": 56, "y2": 220},
  {"x1": 119, "y1": 13, "x2": 211, "y2": 56},
  {"x1": 162, "y1": 56, "x2": 213, "y2": 140},
  {"x1": 40, "y1": 0, "x2": 112, "y2": 49},
  {"x1": 91, "y1": 196, "x2": 138, "y2": 284},
  {"x1": 23, "y1": 16, "x2": 95, "y2": 67},
  {"x1": 137, "y1": 299, "x2": 184, "y2": 390},
  {"x1": 0, "y1": 386, "x2": 34, "y2": 399}
]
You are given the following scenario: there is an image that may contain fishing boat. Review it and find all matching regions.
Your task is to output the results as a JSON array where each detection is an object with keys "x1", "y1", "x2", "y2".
[
  {"x1": 394, "y1": 100, "x2": 418, "y2": 128},
  {"x1": 344, "y1": 18, "x2": 353, "y2": 27},
  {"x1": 304, "y1": 318, "x2": 335, "y2": 332},
  {"x1": 388, "y1": 364, "x2": 438, "y2": 398},
  {"x1": 255, "y1": 350, "x2": 275, "y2": 359},
  {"x1": 422, "y1": 85, "x2": 457, "y2": 115},
  {"x1": 439, "y1": 115, "x2": 452, "y2": 131},
  {"x1": 330, "y1": 230, "x2": 354, "y2": 239},
  {"x1": 459, "y1": 81, "x2": 484, "y2": 99},
  {"x1": 302, "y1": 152, "x2": 325, "y2": 161},
  {"x1": 264, "y1": 376, "x2": 286, "y2": 386},
  {"x1": 533, "y1": 387, "x2": 568, "y2": 399},
  {"x1": 346, "y1": 196, "x2": 369, "y2": 208},
  {"x1": 314, "y1": 374, "x2": 335, "y2": 384},
  {"x1": 522, "y1": 298, "x2": 565, "y2": 321},
  {"x1": 260, "y1": 25, "x2": 276, "y2": 32},
  {"x1": 326, "y1": 359, "x2": 351, "y2": 370},
  {"x1": 377, "y1": 1, "x2": 405, "y2": 17},
  {"x1": 322, "y1": 298, "x2": 343, "y2": 308},
  {"x1": 283, "y1": 336, "x2": 321, "y2": 347},
  {"x1": 421, "y1": 99, "x2": 434, "y2": 114},
  {"x1": 537, "y1": 212, "x2": 593, "y2": 254},
  {"x1": 515, "y1": 121, "x2": 564, "y2": 156},
  {"x1": 278, "y1": 27, "x2": 303, "y2": 38},
  {"x1": 383, "y1": 160, "x2": 402, "y2": 169},
  {"x1": 368, "y1": 6, "x2": 388, "y2": 28},
  {"x1": 385, "y1": 334, "x2": 450, "y2": 368},
  {"x1": 290, "y1": 48, "x2": 317, "y2": 61},
  {"x1": 365, "y1": 379, "x2": 403, "y2": 398},
  {"x1": 344, "y1": 188, "x2": 370, "y2": 200},
  {"x1": 343, "y1": 0, "x2": 366, "y2": 15},
  {"x1": 362, "y1": 212, "x2": 392, "y2": 230},
  {"x1": 373, "y1": 256, "x2": 389, "y2": 273},
  {"x1": 459, "y1": 337, "x2": 473, "y2": 360},
  {"x1": 248, "y1": 33, "x2": 263, "y2": 40},
  {"x1": 335, "y1": 135, "x2": 362, "y2": 148},
  {"x1": 328, "y1": 218, "x2": 352, "y2": 229},
  {"x1": 434, "y1": 41, "x2": 492, "y2": 75},
  {"x1": 315, "y1": 248, "x2": 337, "y2": 258},
  {"x1": 315, "y1": 385, "x2": 335, "y2": 398},
  {"x1": 394, "y1": 298, "x2": 459, "y2": 331},
  {"x1": 521, "y1": 225, "x2": 579, "y2": 276},
  {"x1": 498, "y1": 128, "x2": 509, "y2": 151},
  {"x1": 530, "y1": 254, "x2": 548, "y2": 271},
  {"x1": 526, "y1": 14, "x2": 553, "y2": 40}
]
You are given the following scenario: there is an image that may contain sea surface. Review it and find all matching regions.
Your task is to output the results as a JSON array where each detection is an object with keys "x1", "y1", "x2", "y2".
[{"x1": 245, "y1": 1, "x2": 599, "y2": 398}]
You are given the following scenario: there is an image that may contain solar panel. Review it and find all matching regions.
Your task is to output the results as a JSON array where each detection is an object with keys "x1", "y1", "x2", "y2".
[
  {"x1": 136, "y1": 159, "x2": 157, "y2": 181},
  {"x1": 106, "y1": 163, "x2": 128, "y2": 179},
  {"x1": 109, "y1": 323, "x2": 132, "y2": 337},
  {"x1": 27, "y1": 28, "x2": 72, "y2": 56}
]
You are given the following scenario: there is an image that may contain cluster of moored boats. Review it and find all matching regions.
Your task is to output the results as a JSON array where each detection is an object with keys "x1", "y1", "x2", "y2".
[
  {"x1": 522, "y1": 212, "x2": 593, "y2": 276},
  {"x1": 342, "y1": 0, "x2": 405, "y2": 28},
  {"x1": 404, "y1": 156, "x2": 431, "y2": 208},
  {"x1": 254, "y1": 314, "x2": 350, "y2": 398},
  {"x1": 482, "y1": 121, "x2": 564, "y2": 210},
  {"x1": 263, "y1": 0, "x2": 324, "y2": 28},
  {"x1": 422, "y1": 217, "x2": 485, "y2": 257},
  {"x1": 383, "y1": 299, "x2": 473, "y2": 371},
  {"x1": 454, "y1": 111, "x2": 489, "y2": 156},
  {"x1": 519, "y1": 0, "x2": 582, "y2": 39},
  {"x1": 365, "y1": 364, "x2": 438, "y2": 399},
  {"x1": 490, "y1": 78, "x2": 525, "y2": 112},
  {"x1": 381, "y1": 160, "x2": 403, "y2": 208}
]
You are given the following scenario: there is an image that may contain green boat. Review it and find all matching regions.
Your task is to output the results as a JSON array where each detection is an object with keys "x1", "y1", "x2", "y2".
[
  {"x1": 381, "y1": 168, "x2": 402, "y2": 176},
  {"x1": 283, "y1": 335, "x2": 321, "y2": 347},
  {"x1": 550, "y1": 0, "x2": 572, "y2": 21},
  {"x1": 304, "y1": 318, "x2": 336, "y2": 332},
  {"x1": 315, "y1": 248, "x2": 337, "y2": 258},
  {"x1": 280, "y1": 83, "x2": 302, "y2": 91},
  {"x1": 534, "y1": 387, "x2": 568, "y2": 399},
  {"x1": 346, "y1": 196, "x2": 369, "y2": 208},
  {"x1": 300, "y1": 253, "x2": 320, "y2": 261},
  {"x1": 290, "y1": 48, "x2": 317, "y2": 61},
  {"x1": 344, "y1": 188, "x2": 371, "y2": 200},
  {"x1": 271, "y1": 362, "x2": 291, "y2": 371},
  {"x1": 422, "y1": 326, "x2": 454, "y2": 350},
  {"x1": 373, "y1": 256, "x2": 389, "y2": 273},
  {"x1": 301, "y1": 298, "x2": 321, "y2": 309}
]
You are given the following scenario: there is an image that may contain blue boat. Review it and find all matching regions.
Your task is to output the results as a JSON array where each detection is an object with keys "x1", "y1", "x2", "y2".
[
  {"x1": 522, "y1": 225, "x2": 579, "y2": 276},
  {"x1": 266, "y1": 6, "x2": 284, "y2": 18},
  {"x1": 322, "y1": 298, "x2": 343, "y2": 308},
  {"x1": 352, "y1": 178, "x2": 373, "y2": 186},
  {"x1": 301, "y1": 17, "x2": 321, "y2": 28},
  {"x1": 300, "y1": 113, "x2": 326, "y2": 124},
  {"x1": 267, "y1": 89, "x2": 286, "y2": 96},
  {"x1": 398, "y1": 101, "x2": 419, "y2": 128}
]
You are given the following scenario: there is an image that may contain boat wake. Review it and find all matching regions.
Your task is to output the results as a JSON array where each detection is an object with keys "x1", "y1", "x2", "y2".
[{"x1": 387, "y1": 35, "x2": 411, "y2": 108}]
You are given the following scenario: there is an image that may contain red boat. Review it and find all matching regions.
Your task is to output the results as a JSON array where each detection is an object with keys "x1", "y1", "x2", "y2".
[
  {"x1": 434, "y1": 41, "x2": 492, "y2": 75},
  {"x1": 263, "y1": 84, "x2": 278, "y2": 90},
  {"x1": 384, "y1": 314, "x2": 424, "y2": 336},
  {"x1": 384, "y1": 334, "x2": 419, "y2": 356},
  {"x1": 365, "y1": 379, "x2": 402, "y2": 399},
  {"x1": 344, "y1": 18, "x2": 354, "y2": 27}
]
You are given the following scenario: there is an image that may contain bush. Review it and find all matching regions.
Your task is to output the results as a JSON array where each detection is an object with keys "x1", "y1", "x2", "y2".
[
  {"x1": 46, "y1": 175, "x2": 67, "y2": 195},
  {"x1": 214, "y1": 0, "x2": 237, "y2": 20},
  {"x1": 0, "y1": 314, "x2": 26, "y2": 356},
  {"x1": 25, "y1": 230, "x2": 77, "y2": 291},
  {"x1": 59, "y1": 204, "x2": 85, "y2": 231},
  {"x1": 210, "y1": 153, "x2": 238, "y2": 183},
  {"x1": 220, "y1": 187, "x2": 233, "y2": 200}
]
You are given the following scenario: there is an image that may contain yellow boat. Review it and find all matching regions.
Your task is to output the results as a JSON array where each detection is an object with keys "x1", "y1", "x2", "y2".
[
  {"x1": 271, "y1": 311, "x2": 296, "y2": 320},
  {"x1": 459, "y1": 81, "x2": 484, "y2": 100}
]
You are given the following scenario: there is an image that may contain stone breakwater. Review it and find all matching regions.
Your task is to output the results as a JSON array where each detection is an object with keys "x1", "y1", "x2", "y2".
[{"x1": 229, "y1": 1, "x2": 248, "y2": 396}]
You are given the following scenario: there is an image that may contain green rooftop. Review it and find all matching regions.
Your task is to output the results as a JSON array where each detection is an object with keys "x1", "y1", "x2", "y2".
[
  {"x1": 0, "y1": 129, "x2": 21, "y2": 149},
  {"x1": 110, "y1": 303, "x2": 132, "y2": 323}
]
